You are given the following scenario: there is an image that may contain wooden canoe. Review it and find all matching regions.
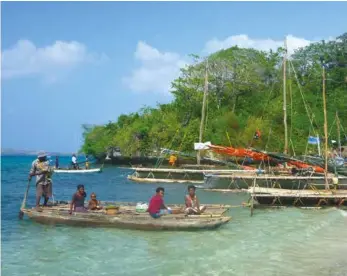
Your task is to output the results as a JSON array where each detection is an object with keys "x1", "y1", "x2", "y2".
[
  {"x1": 43, "y1": 204, "x2": 229, "y2": 216},
  {"x1": 53, "y1": 168, "x2": 102, "y2": 174},
  {"x1": 21, "y1": 208, "x2": 231, "y2": 231}
]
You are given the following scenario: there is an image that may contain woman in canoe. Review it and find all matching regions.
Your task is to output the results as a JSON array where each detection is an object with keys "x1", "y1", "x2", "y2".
[
  {"x1": 185, "y1": 185, "x2": 206, "y2": 215},
  {"x1": 69, "y1": 184, "x2": 87, "y2": 214}
]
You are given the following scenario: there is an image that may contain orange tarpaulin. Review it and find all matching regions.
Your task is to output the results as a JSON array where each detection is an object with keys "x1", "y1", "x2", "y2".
[
  {"x1": 208, "y1": 144, "x2": 325, "y2": 173},
  {"x1": 208, "y1": 145, "x2": 271, "y2": 162}
]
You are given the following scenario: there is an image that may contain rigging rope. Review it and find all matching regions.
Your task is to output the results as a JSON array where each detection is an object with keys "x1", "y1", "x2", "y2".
[{"x1": 289, "y1": 60, "x2": 319, "y2": 136}]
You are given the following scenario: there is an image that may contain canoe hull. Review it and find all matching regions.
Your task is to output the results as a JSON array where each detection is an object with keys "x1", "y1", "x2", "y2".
[
  {"x1": 54, "y1": 168, "x2": 102, "y2": 174},
  {"x1": 22, "y1": 209, "x2": 231, "y2": 231}
]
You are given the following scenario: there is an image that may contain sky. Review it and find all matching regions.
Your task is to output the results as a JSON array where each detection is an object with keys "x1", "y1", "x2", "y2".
[{"x1": 1, "y1": 1, "x2": 347, "y2": 152}]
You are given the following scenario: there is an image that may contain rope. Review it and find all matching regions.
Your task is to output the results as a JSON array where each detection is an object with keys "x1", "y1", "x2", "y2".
[
  {"x1": 289, "y1": 60, "x2": 318, "y2": 135},
  {"x1": 178, "y1": 128, "x2": 189, "y2": 153},
  {"x1": 289, "y1": 64, "x2": 294, "y2": 151},
  {"x1": 328, "y1": 116, "x2": 337, "y2": 139}
]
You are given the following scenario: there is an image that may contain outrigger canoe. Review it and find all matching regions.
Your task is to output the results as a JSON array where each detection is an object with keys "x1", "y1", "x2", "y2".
[
  {"x1": 20, "y1": 202, "x2": 231, "y2": 231},
  {"x1": 53, "y1": 168, "x2": 102, "y2": 174}
]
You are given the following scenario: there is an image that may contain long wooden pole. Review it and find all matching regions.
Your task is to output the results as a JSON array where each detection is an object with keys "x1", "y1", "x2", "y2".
[
  {"x1": 197, "y1": 60, "x2": 209, "y2": 165},
  {"x1": 19, "y1": 180, "x2": 31, "y2": 219},
  {"x1": 322, "y1": 65, "x2": 329, "y2": 190},
  {"x1": 336, "y1": 111, "x2": 341, "y2": 156},
  {"x1": 283, "y1": 37, "x2": 288, "y2": 155}
]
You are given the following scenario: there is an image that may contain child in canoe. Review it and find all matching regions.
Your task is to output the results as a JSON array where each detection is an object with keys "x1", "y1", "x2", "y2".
[
  {"x1": 69, "y1": 184, "x2": 87, "y2": 214},
  {"x1": 147, "y1": 187, "x2": 172, "y2": 218},
  {"x1": 185, "y1": 185, "x2": 206, "y2": 215},
  {"x1": 88, "y1": 192, "x2": 102, "y2": 210}
]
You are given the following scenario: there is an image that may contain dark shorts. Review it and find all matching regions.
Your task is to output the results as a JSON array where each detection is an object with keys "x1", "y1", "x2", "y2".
[{"x1": 36, "y1": 183, "x2": 52, "y2": 198}]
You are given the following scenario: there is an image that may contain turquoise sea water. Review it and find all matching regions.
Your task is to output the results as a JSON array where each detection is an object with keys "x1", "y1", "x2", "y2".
[{"x1": 2, "y1": 156, "x2": 347, "y2": 276}]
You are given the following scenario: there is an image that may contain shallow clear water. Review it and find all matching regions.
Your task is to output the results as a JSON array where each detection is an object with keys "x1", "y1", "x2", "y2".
[{"x1": 2, "y1": 156, "x2": 347, "y2": 276}]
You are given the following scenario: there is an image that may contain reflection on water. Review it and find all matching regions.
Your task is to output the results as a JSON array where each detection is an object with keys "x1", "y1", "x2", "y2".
[{"x1": 2, "y1": 156, "x2": 347, "y2": 276}]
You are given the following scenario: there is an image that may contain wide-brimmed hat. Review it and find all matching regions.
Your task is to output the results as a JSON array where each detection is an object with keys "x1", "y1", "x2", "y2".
[{"x1": 37, "y1": 151, "x2": 47, "y2": 158}]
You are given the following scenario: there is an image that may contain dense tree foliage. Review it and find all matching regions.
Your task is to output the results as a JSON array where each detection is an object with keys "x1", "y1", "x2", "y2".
[{"x1": 81, "y1": 34, "x2": 347, "y2": 157}]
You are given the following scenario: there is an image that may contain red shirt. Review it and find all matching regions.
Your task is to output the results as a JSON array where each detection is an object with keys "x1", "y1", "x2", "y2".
[{"x1": 148, "y1": 194, "x2": 163, "y2": 214}]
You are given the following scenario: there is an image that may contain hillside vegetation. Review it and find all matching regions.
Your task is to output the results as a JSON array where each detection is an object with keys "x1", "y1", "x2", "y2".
[{"x1": 81, "y1": 33, "x2": 347, "y2": 157}]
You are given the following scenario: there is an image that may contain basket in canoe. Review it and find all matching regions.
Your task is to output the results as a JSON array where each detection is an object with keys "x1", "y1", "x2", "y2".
[
  {"x1": 20, "y1": 203, "x2": 231, "y2": 231},
  {"x1": 53, "y1": 168, "x2": 102, "y2": 174}
]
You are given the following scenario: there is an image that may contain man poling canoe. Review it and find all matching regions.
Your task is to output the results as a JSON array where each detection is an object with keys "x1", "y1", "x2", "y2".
[{"x1": 28, "y1": 151, "x2": 54, "y2": 211}]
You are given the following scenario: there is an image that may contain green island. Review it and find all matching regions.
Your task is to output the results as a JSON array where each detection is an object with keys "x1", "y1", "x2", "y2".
[{"x1": 81, "y1": 33, "x2": 347, "y2": 158}]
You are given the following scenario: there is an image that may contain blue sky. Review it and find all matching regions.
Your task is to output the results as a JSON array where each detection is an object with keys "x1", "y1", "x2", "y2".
[{"x1": 2, "y1": 1, "x2": 347, "y2": 152}]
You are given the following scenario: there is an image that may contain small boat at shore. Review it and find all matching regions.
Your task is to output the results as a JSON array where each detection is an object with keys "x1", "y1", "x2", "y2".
[
  {"x1": 21, "y1": 202, "x2": 231, "y2": 231},
  {"x1": 54, "y1": 168, "x2": 102, "y2": 174}
]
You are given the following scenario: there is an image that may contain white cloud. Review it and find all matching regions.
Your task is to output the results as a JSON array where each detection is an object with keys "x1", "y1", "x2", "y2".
[
  {"x1": 1, "y1": 40, "x2": 107, "y2": 80},
  {"x1": 203, "y1": 34, "x2": 313, "y2": 56},
  {"x1": 124, "y1": 34, "x2": 333, "y2": 94},
  {"x1": 122, "y1": 41, "x2": 188, "y2": 94}
]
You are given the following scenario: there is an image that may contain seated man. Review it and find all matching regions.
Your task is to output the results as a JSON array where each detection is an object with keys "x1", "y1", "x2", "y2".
[
  {"x1": 147, "y1": 187, "x2": 172, "y2": 218},
  {"x1": 185, "y1": 185, "x2": 206, "y2": 215},
  {"x1": 88, "y1": 192, "x2": 102, "y2": 210}
]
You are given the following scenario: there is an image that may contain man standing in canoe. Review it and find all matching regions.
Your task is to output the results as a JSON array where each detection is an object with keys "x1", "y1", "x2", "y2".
[
  {"x1": 147, "y1": 187, "x2": 172, "y2": 218},
  {"x1": 85, "y1": 155, "x2": 90, "y2": 170},
  {"x1": 71, "y1": 153, "x2": 79, "y2": 170},
  {"x1": 28, "y1": 151, "x2": 54, "y2": 210}
]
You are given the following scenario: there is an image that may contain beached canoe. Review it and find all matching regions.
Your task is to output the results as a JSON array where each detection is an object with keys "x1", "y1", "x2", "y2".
[
  {"x1": 21, "y1": 208, "x2": 231, "y2": 231},
  {"x1": 53, "y1": 168, "x2": 102, "y2": 174}
]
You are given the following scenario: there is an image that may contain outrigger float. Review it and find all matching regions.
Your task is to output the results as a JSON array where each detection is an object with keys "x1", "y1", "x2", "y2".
[
  {"x1": 127, "y1": 167, "x2": 264, "y2": 184},
  {"x1": 248, "y1": 187, "x2": 347, "y2": 210},
  {"x1": 20, "y1": 202, "x2": 231, "y2": 231},
  {"x1": 203, "y1": 173, "x2": 347, "y2": 190}
]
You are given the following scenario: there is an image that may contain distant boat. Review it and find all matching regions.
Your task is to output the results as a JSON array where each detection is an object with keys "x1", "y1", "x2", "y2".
[{"x1": 54, "y1": 168, "x2": 102, "y2": 174}]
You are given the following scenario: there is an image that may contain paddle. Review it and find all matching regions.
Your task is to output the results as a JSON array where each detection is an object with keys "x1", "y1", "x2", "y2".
[{"x1": 19, "y1": 179, "x2": 31, "y2": 219}]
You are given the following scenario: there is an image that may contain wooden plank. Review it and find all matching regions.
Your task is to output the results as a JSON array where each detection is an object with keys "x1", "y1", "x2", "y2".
[
  {"x1": 131, "y1": 167, "x2": 256, "y2": 174},
  {"x1": 248, "y1": 187, "x2": 347, "y2": 195},
  {"x1": 127, "y1": 175, "x2": 203, "y2": 184},
  {"x1": 208, "y1": 174, "x2": 347, "y2": 180},
  {"x1": 252, "y1": 194, "x2": 347, "y2": 199},
  {"x1": 202, "y1": 188, "x2": 248, "y2": 193}
]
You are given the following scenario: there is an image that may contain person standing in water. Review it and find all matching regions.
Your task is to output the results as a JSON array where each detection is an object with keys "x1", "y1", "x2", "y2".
[{"x1": 28, "y1": 151, "x2": 54, "y2": 210}]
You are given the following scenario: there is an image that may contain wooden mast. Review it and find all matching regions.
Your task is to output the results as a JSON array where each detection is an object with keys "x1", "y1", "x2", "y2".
[
  {"x1": 336, "y1": 111, "x2": 341, "y2": 156},
  {"x1": 283, "y1": 36, "x2": 288, "y2": 155},
  {"x1": 322, "y1": 64, "x2": 329, "y2": 189},
  {"x1": 197, "y1": 59, "x2": 209, "y2": 165}
]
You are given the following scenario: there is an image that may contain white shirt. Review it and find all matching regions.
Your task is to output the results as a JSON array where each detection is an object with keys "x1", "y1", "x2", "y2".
[{"x1": 72, "y1": 156, "x2": 77, "y2": 164}]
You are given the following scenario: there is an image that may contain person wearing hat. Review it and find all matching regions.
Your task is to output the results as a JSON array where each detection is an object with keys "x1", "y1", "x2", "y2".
[{"x1": 28, "y1": 151, "x2": 54, "y2": 209}]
